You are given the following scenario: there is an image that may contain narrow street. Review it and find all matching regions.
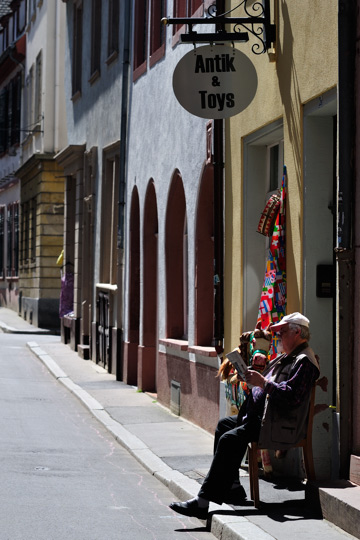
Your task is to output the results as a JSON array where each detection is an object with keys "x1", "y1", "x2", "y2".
[{"x1": 0, "y1": 332, "x2": 216, "y2": 540}]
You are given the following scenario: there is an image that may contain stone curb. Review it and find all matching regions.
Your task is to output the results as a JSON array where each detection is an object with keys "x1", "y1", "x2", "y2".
[{"x1": 0, "y1": 321, "x2": 51, "y2": 335}]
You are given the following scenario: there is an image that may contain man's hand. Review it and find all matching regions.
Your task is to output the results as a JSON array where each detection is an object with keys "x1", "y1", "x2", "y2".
[{"x1": 244, "y1": 369, "x2": 266, "y2": 389}]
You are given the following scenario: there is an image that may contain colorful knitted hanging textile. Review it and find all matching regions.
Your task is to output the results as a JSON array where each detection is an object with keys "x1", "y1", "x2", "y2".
[{"x1": 257, "y1": 166, "x2": 287, "y2": 359}]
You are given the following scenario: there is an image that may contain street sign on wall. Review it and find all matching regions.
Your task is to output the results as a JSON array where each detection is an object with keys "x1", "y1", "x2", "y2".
[{"x1": 173, "y1": 45, "x2": 258, "y2": 119}]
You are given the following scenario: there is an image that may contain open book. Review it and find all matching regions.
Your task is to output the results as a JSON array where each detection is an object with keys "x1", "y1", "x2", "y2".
[{"x1": 225, "y1": 348, "x2": 253, "y2": 387}]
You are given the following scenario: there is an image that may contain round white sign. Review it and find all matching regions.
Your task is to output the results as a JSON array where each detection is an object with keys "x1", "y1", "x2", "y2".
[{"x1": 173, "y1": 45, "x2": 258, "y2": 119}]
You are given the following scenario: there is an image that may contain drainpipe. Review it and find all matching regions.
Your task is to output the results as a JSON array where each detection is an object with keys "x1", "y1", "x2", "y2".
[
  {"x1": 213, "y1": 0, "x2": 225, "y2": 350},
  {"x1": 213, "y1": 118, "x2": 224, "y2": 348},
  {"x1": 118, "y1": 0, "x2": 131, "y2": 251},
  {"x1": 116, "y1": 0, "x2": 132, "y2": 378},
  {"x1": 336, "y1": 0, "x2": 356, "y2": 478}
]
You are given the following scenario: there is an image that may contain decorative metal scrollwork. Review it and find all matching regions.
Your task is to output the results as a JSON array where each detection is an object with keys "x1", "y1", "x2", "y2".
[
  {"x1": 207, "y1": 3, "x2": 218, "y2": 18},
  {"x1": 161, "y1": 0, "x2": 275, "y2": 54},
  {"x1": 206, "y1": 1, "x2": 273, "y2": 55}
]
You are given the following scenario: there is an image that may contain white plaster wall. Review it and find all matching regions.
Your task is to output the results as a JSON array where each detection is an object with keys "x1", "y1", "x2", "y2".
[
  {"x1": 62, "y1": 1, "x2": 125, "y2": 293},
  {"x1": 21, "y1": 0, "x2": 67, "y2": 161},
  {"x1": 0, "y1": 60, "x2": 22, "y2": 181},
  {"x1": 125, "y1": 9, "x2": 214, "y2": 346},
  {"x1": 0, "y1": 149, "x2": 21, "y2": 184}
]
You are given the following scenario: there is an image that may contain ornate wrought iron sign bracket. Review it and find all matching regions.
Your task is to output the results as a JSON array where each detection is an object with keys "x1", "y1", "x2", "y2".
[{"x1": 162, "y1": 0, "x2": 276, "y2": 55}]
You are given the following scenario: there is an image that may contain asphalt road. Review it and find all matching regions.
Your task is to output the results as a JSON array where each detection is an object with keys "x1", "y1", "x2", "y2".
[{"x1": 0, "y1": 333, "x2": 216, "y2": 540}]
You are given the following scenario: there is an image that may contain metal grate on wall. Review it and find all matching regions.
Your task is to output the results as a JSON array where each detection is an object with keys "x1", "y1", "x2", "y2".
[{"x1": 170, "y1": 380, "x2": 181, "y2": 416}]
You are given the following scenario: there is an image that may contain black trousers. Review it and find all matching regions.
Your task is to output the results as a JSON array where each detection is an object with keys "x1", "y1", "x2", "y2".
[{"x1": 198, "y1": 414, "x2": 261, "y2": 504}]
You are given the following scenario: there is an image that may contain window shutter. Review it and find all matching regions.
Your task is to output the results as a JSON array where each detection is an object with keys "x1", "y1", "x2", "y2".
[{"x1": 0, "y1": 88, "x2": 9, "y2": 153}]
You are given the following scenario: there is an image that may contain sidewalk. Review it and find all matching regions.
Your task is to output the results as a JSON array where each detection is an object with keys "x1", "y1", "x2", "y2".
[{"x1": 1, "y1": 307, "x2": 359, "y2": 540}]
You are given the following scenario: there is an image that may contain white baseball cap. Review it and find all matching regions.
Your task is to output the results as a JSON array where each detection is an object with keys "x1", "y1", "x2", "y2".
[{"x1": 270, "y1": 312, "x2": 310, "y2": 332}]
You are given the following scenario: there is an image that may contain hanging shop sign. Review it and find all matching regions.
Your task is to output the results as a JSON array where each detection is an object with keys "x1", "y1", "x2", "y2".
[{"x1": 172, "y1": 45, "x2": 258, "y2": 119}]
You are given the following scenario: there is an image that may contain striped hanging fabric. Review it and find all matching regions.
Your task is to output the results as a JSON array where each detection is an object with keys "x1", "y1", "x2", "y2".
[{"x1": 257, "y1": 166, "x2": 287, "y2": 359}]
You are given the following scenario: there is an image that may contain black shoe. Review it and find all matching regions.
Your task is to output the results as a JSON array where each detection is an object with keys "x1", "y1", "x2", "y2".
[
  {"x1": 222, "y1": 485, "x2": 247, "y2": 505},
  {"x1": 169, "y1": 499, "x2": 209, "y2": 520}
]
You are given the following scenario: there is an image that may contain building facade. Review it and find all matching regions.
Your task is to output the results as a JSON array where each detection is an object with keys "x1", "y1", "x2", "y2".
[
  {"x1": 56, "y1": 0, "x2": 130, "y2": 372},
  {"x1": 352, "y1": 0, "x2": 360, "y2": 487},
  {"x1": 223, "y1": 0, "x2": 360, "y2": 484},
  {"x1": 0, "y1": 0, "x2": 25, "y2": 311},
  {"x1": 123, "y1": 0, "x2": 223, "y2": 432},
  {"x1": 14, "y1": 0, "x2": 67, "y2": 329}
]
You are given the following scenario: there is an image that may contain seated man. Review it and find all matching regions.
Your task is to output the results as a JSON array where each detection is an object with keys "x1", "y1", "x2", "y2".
[{"x1": 169, "y1": 312, "x2": 320, "y2": 519}]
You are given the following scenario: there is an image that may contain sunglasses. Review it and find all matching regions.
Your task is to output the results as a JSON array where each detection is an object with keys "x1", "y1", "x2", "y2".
[{"x1": 277, "y1": 328, "x2": 290, "y2": 337}]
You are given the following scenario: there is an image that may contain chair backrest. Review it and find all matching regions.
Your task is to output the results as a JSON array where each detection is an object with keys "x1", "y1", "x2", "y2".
[
  {"x1": 248, "y1": 383, "x2": 317, "y2": 508},
  {"x1": 295, "y1": 383, "x2": 316, "y2": 448}
]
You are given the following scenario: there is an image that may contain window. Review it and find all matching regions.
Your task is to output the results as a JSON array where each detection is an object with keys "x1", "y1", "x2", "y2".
[
  {"x1": 28, "y1": 0, "x2": 37, "y2": 21},
  {"x1": 0, "y1": 88, "x2": 9, "y2": 153},
  {"x1": 107, "y1": 0, "x2": 119, "y2": 59},
  {"x1": 8, "y1": 14, "x2": 14, "y2": 45},
  {"x1": 90, "y1": 0, "x2": 102, "y2": 79},
  {"x1": 0, "y1": 74, "x2": 21, "y2": 153},
  {"x1": 25, "y1": 66, "x2": 33, "y2": 135},
  {"x1": 0, "y1": 206, "x2": 5, "y2": 278},
  {"x1": 10, "y1": 73, "x2": 21, "y2": 146},
  {"x1": 7, "y1": 203, "x2": 19, "y2": 278},
  {"x1": 149, "y1": 0, "x2": 165, "y2": 66},
  {"x1": 100, "y1": 143, "x2": 120, "y2": 284},
  {"x1": 1, "y1": 20, "x2": 8, "y2": 51},
  {"x1": 267, "y1": 141, "x2": 284, "y2": 194},
  {"x1": 72, "y1": 3, "x2": 83, "y2": 97},
  {"x1": 20, "y1": 201, "x2": 28, "y2": 266},
  {"x1": 133, "y1": 0, "x2": 148, "y2": 79},
  {"x1": 18, "y1": 1, "x2": 26, "y2": 34},
  {"x1": 11, "y1": 0, "x2": 26, "y2": 37},
  {"x1": 34, "y1": 51, "x2": 42, "y2": 126},
  {"x1": 30, "y1": 198, "x2": 36, "y2": 262},
  {"x1": 24, "y1": 58, "x2": 42, "y2": 135},
  {"x1": 20, "y1": 198, "x2": 35, "y2": 266},
  {"x1": 173, "y1": 0, "x2": 203, "y2": 35},
  {"x1": 133, "y1": 0, "x2": 167, "y2": 79}
]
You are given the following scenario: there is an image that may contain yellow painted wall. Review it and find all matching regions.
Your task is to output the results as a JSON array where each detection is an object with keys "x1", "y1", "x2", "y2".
[
  {"x1": 224, "y1": 0, "x2": 337, "y2": 350},
  {"x1": 18, "y1": 158, "x2": 65, "y2": 299}
]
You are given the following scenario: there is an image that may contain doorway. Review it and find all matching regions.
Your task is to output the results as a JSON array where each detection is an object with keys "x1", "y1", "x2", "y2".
[{"x1": 303, "y1": 88, "x2": 337, "y2": 479}]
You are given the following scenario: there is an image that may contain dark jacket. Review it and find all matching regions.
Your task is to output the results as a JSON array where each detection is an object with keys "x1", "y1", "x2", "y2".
[{"x1": 257, "y1": 344, "x2": 320, "y2": 449}]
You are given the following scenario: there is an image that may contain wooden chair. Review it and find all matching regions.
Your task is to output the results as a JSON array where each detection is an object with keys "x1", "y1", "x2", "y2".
[{"x1": 248, "y1": 385, "x2": 316, "y2": 508}]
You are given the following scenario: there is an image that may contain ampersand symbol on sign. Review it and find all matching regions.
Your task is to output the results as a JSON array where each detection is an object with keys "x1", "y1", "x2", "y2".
[{"x1": 212, "y1": 76, "x2": 221, "y2": 87}]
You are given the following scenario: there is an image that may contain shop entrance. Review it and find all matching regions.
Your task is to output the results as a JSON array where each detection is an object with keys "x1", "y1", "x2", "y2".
[{"x1": 303, "y1": 89, "x2": 337, "y2": 479}]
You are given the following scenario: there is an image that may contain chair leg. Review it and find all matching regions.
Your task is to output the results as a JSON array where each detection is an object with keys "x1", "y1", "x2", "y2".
[
  {"x1": 303, "y1": 444, "x2": 316, "y2": 482},
  {"x1": 248, "y1": 443, "x2": 260, "y2": 508}
]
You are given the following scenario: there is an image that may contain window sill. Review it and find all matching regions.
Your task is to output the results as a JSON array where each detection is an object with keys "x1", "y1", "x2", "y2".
[
  {"x1": 158, "y1": 339, "x2": 218, "y2": 358},
  {"x1": 106, "y1": 50, "x2": 118, "y2": 66},
  {"x1": 71, "y1": 90, "x2": 82, "y2": 103},
  {"x1": 159, "y1": 338, "x2": 188, "y2": 351},
  {"x1": 188, "y1": 345, "x2": 218, "y2": 357},
  {"x1": 133, "y1": 61, "x2": 147, "y2": 82},
  {"x1": 172, "y1": 3, "x2": 206, "y2": 47},
  {"x1": 89, "y1": 70, "x2": 100, "y2": 85},
  {"x1": 96, "y1": 282, "x2": 118, "y2": 292},
  {"x1": 32, "y1": 123, "x2": 42, "y2": 135},
  {"x1": 21, "y1": 261, "x2": 36, "y2": 270},
  {"x1": 149, "y1": 43, "x2": 165, "y2": 68}
]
